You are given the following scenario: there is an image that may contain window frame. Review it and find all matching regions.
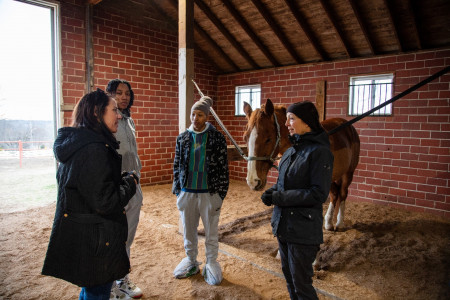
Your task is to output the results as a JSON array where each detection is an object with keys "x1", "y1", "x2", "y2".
[
  {"x1": 348, "y1": 73, "x2": 394, "y2": 116},
  {"x1": 235, "y1": 84, "x2": 261, "y2": 116}
]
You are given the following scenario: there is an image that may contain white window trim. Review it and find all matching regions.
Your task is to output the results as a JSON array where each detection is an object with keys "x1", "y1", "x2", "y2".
[
  {"x1": 348, "y1": 74, "x2": 394, "y2": 116},
  {"x1": 235, "y1": 84, "x2": 261, "y2": 116}
]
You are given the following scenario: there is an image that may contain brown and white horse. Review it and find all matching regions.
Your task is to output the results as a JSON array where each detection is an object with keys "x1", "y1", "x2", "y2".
[{"x1": 243, "y1": 99, "x2": 360, "y2": 231}]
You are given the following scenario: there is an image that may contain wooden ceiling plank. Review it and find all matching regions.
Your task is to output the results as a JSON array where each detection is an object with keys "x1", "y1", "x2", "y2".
[
  {"x1": 318, "y1": 0, "x2": 352, "y2": 58},
  {"x1": 407, "y1": 0, "x2": 423, "y2": 49},
  {"x1": 221, "y1": 0, "x2": 280, "y2": 67},
  {"x1": 250, "y1": 0, "x2": 303, "y2": 64},
  {"x1": 382, "y1": 0, "x2": 402, "y2": 52},
  {"x1": 194, "y1": 0, "x2": 260, "y2": 69},
  {"x1": 283, "y1": 0, "x2": 328, "y2": 61},
  {"x1": 348, "y1": 0, "x2": 375, "y2": 55},
  {"x1": 194, "y1": 23, "x2": 241, "y2": 72}
]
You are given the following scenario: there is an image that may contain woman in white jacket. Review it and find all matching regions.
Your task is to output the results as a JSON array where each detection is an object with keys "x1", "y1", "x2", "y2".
[{"x1": 106, "y1": 79, "x2": 144, "y2": 299}]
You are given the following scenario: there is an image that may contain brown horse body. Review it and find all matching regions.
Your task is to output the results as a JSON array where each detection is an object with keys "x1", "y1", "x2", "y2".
[{"x1": 243, "y1": 99, "x2": 360, "y2": 231}]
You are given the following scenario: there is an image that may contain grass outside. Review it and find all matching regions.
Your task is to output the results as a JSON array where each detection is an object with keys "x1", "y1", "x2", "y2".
[{"x1": 0, "y1": 152, "x2": 57, "y2": 214}]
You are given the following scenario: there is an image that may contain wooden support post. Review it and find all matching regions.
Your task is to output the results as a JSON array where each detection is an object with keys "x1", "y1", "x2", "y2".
[
  {"x1": 316, "y1": 80, "x2": 326, "y2": 121},
  {"x1": 85, "y1": 3, "x2": 94, "y2": 93},
  {"x1": 178, "y1": 0, "x2": 195, "y2": 133}
]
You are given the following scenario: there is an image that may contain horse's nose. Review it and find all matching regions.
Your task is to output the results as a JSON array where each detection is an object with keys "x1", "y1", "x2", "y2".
[
  {"x1": 255, "y1": 179, "x2": 261, "y2": 188},
  {"x1": 246, "y1": 178, "x2": 261, "y2": 190}
]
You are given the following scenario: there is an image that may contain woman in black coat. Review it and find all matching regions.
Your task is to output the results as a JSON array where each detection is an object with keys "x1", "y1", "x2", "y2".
[
  {"x1": 261, "y1": 101, "x2": 334, "y2": 300},
  {"x1": 42, "y1": 89, "x2": 138, "y2": 300}
]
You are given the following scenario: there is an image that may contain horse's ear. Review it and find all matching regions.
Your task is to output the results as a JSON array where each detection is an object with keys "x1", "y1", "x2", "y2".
[
  {"x1": 243, "y1": 101, "x2": 252, "y2": 119},
  {"x1": 263, "y1": 99, "x2": 274, "y2": 116}
]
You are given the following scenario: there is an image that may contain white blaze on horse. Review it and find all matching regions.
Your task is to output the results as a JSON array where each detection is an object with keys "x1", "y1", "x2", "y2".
[{"x1": 243, "y1": 99, "x2": 360, "y2": 231}]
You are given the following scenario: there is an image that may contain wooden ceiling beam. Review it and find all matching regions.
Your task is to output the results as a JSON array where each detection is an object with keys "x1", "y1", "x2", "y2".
[
  {"x1": 382, "y1": 0, "x2": 402, "y2": 52},
  {"x1": 167, "y1": 0, "x2": 231, "y2": 73},
  {"x1": 250, "y1": 0, "x2": 303, "y2": 64},
  {"x1": 407, "y1": 0, "x2": 423, "y2": 49},
  {"x1": 283, "y1": 0, "x2": 328, "y2": 61},
  {"x1": 348, "y1": 0, "x2": 374, "y2": 55},
  {"x1": 147, "y1": 0, "x2": 178, "y2": 32},
  {"x1": 194, "y1": 0, "x2": 259, "y2": 69},
  {"x1": 318, "y1": 0, "x2": 352, "y2": 58},
  {"x1": 194, "y1": 45, "x2": 223, "y2": 72},
  {"x1": 221, "y1": 0, "x2": 280, "y2": 67},
  {"x1": 194, "y1": 23, "x2": 241, "y2": 72}
]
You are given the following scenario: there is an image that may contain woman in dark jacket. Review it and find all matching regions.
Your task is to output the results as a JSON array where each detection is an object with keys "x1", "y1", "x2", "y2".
[
  {"x1": 261, "y1": 101, "x2": 333, "y2": 300},
  {"x1": 42, "y1": 89, "x2": 138, "y2": 300}
]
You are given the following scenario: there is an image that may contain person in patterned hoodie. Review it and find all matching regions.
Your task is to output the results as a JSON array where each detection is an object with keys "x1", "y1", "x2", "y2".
[{"x1": 172, "y1": 96, "x2": 229, "y2": 285}]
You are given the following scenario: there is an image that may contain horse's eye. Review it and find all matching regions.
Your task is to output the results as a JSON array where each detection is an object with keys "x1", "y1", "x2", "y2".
[{"x1": 265, "y1": 138, "x2": 271, "y2": 144}]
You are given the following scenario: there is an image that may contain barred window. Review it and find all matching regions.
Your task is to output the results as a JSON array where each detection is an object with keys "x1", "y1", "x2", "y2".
[
  {"x1": 349, "y1": 74, "x2": 394, "y2": 116},
  {"x1": 235, "y1": 85, "x2": 261, "y2": 116}
]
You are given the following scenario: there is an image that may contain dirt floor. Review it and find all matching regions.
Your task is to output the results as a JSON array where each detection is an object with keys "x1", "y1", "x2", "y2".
[{"x1": 0, "y1": 180, "x2": 449, "y2": 300}]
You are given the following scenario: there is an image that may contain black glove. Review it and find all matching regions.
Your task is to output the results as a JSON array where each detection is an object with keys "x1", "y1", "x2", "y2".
[
  {"x1": 123, "y1": 171, "x2": 139, "y2": 184},
  {"x1": 261, "y1": 190, "x2": 273, "y2": 206}
]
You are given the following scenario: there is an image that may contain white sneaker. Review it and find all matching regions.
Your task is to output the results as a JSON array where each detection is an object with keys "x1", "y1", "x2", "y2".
[
  {"x1": 173, "y1": 257, "x2": 200, "y2": 279},
  {"x1": 116, "y1": 275, "x2": 143, "y2": 299},
  {"x1": 202, "y1": 261, "x2": 223, "y2": 285},
  {"x1": 110, "y1": 283, "x2": 131, "y2": 300}
]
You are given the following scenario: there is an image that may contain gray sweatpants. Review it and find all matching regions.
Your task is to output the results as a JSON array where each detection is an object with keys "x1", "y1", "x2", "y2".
[
  {"x1": 177, "y1": 191, "x2": 222, "y2": 263},
  {"x1": 125, "y1": 184, "x2": 143, "y2": 258}
]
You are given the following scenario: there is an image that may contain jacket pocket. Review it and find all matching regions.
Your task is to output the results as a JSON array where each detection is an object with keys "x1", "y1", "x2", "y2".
[{"x1": 285, "y1": 208, "x2": 322, "y2": 242}]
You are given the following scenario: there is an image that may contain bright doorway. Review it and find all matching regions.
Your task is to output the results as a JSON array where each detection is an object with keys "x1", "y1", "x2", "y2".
[{"x1": 0, "y1": 0, "x2": 61, "y2": 213}]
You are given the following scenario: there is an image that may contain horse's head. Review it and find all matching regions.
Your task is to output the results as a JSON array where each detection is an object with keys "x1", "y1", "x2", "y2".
[{"x1": 243, "y1": 99, "x2": 289, "y2": 191}]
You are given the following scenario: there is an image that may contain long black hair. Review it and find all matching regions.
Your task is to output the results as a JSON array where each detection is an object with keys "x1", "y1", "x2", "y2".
[
  {"x1": 72, "y1": 88, "x2": 118, "y2": 147},
  {"x1": 106, "y1": 79, "x2": 134, "y2": 117}
]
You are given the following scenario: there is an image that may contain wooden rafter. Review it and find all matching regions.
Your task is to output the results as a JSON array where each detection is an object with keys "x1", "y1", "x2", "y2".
[
  {"x1": 250, "y1": 0, "x2": 302, "y2": 64},
  {"x1": 221, "y1": 0, "x2": 280, "y2": 67},
  {"x1": 194, "y1": 45, "x2": 223, "y2": 72},
  {"x1": 318, "y1": 0, "x2": 352, "y2": 58},
  {"x1": 283, "y1": 0, "x2": 328, "y2": 61},
  {"x1": 167, "y1": 0, "x2": 233, "y2": 73},
  {"x1": 348, "y1": 0, "x2": 374, "y2": 54},
  {"x1": 407, "y1": 0, "x2": 423, "y2": 49},
  {"x1": 382, "y1": 0, "x2": 402, "y2": 52},
  {"x1": 194, "y1": 23, "x2": 240, "y2": 72},
  {"x1": 195, "y1": 0, "x2": 259, "y2": 69}
]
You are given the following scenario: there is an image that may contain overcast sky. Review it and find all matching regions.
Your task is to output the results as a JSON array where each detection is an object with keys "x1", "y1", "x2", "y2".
[{"x1": 0, "y1": 0, "x2": 53, "y2": 121}]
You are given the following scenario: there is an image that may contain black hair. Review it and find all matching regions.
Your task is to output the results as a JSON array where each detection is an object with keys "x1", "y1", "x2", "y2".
[
  {"x1": 72, "y1": 88, "x2": 118, "y2": 146},
  {"x1": 106, "y1": 79, "x2": 134, "y2": 117}
]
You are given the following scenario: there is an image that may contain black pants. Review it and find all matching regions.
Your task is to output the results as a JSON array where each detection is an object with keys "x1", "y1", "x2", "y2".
[{"x1": 277, "y1": 237, "x2": 320, "y2": 300}]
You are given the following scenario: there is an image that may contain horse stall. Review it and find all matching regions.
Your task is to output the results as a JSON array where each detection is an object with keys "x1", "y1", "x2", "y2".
[{"x1": 1, "y1": 0, "x2": 450, "y2": 299}]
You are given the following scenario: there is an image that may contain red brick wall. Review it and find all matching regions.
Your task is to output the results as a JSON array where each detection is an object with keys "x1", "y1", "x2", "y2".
[
  {"x1": 59, "y1": 0, "x2": 217, "y2": 185},
  {"x1": 218, "y1": 49, "x2": 450, "y2": 217}
]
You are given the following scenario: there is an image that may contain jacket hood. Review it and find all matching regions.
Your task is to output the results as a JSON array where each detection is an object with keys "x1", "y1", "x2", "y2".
[
  {"x1": 289, "y1": 130, "x2": 330, "y2": 149},
  {"x1": 53, "y1": 127, "x2": 116, "y2": 163},
  {"x1": 187, "y1": 122, "x2": 214, "y2": 134}
]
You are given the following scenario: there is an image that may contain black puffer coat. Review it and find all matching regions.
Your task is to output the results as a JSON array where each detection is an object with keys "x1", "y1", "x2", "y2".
[
  {"x1": 270, "y1": 131, "x2": 333, "y2": 245},
  {"x1": 42, "y1": 127, "x2": 136, "y2": 287}
]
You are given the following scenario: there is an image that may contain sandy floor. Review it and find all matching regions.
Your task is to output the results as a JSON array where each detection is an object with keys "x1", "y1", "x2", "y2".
[{"x1": 0, "y1": 180, "x2": 449, "y2": 300}]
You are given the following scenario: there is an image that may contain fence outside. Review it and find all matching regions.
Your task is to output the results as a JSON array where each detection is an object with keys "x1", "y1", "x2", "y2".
[{"x1": 0, "y1": 140, "x2": 53, "y2": 167}]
